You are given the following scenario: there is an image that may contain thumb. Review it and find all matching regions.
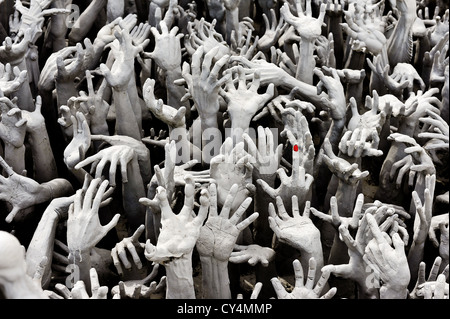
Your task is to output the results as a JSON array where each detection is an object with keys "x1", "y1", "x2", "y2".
[
  {"x1": 99, "y1": 64, "x2": 115, "y2": 86},
  {"x1": 5, "y1": 206, "x2": 20, "y2": 223},
  {"x1": 104, "y1": 214, "x2": 121, "y2": 233},
  {"x1": 392, "y1": 232, "x2": 405, "y2": 253},
  {"x1": 349, "y1": 97, "x2": 359, "y2": 117}
]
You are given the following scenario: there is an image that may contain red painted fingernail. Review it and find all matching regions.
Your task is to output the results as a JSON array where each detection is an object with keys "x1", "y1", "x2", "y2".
[{"x1": 293, "y1": 145, "x2": 299, "y2": 152}]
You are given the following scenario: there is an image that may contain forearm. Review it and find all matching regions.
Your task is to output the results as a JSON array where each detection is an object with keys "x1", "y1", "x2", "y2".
[
  {"x1": 148, "y1": 2, "x2": 160, "y2": 27},
  {"x1": 165, "y1": 68, "x2": 191, "y2": 118},
  {"x1": 112, "y1": 88, "x2": 142, "y2": 140},
  {"x1": 335, "y1": 156, "x2": 361, "y2": 217},
  {"x1": 230, "y1": 115, "x2": 252, "y2": 144},
  {"x1": 225, "y1": 7, "x2": 239, "y2": 44},
  {"x1": 407, "y1": 241, "x2": 425, "y2": 287},
  {"x1": 279, "y1": 75, "x2": 326, "y2": 109},
  {"x1": 327, "y1": 16, "x2": 345, "y2": 68},
  {"x1": 136, "y1": 151, "x2": 152, "y2": 187},
  {"x1": 10, "y1": 60, "x2": 34, "y2": 111},
  {"x1": 26, "y1": 128, "x2": 58, "y2": 182},
  {"x1": 387, "y1": 14, "x2": 415, "y2": 67},
  {"x1": 164, "y1": 254, "x2": 196, "y2": 299},
  {"x1": 25, "y1": 205, "x2": 61, "y2": 288},
  {"x1": 200, "y1": 114, "x2": 220, "y2": 165},
  {"x1": 199, "y1": 256, "x2": 231, "y2": 299},
  {"x1": 253, "y1": 186, "x2": 275, "y2": 247},
  {"x1": 296, "y1": 39, "x2": 315, "y2": 85},
  {"x1": 69, "y1": 249, "x2": 93, "y2": 293},
  {"x1": 126, "y1": 75, "x2": 143, "y2": 134},
  {"x1": 55, "y1": 80, "x2": 79, "y2": 109},
  {"x1": 326, "y1": 118, "x2": 346, "y2": 152},
  {"x1": 68, "y1": 0, "x2": 107, "y2": 44},
  {"x1": 3, "y1": 144, "x2": 25, "y2": 174},
  {"x1": 48, "y1": 2, "x2": 70, "y2": 52},
  {"x1": 122, "y1": 158, "x2": 147, "y2": 233}
]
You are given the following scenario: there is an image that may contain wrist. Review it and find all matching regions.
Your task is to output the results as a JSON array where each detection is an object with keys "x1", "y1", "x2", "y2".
[
  {"x1": 92, "y1": 38, "x2": 108, "y2": 54},
  {"x1": 26, "y1": 123, "x2": 47, "y2": 137},
  {"x1": 330, "y1": 107, "x2": 347, "y2": 122},
  {"x1": 40, "y1": 179, "x2": 73, "y2": 201},
  {"x1": 398, "y1": 10, "x2": 417, "y2": 24},
  {"x1": 380, "y1": 284, "x2": 408, "y2": 299},
  {"x1": 111, "y1": 82, "x2": 130, "y2": 93},
  {"x1": 326, "y1": 118, "x2": 346, "y2": 146},
  {"x1": 43, "y1": 203, "x2": 64, "y2": 222},
  {"x1": 400, "y1": 117, "x2": 418, "y2": 132},
  {"x1": 164, "y1": 65, "x2": 183, "y2": 78},
  {"x1": 36, "y1": 183, "x2": 54, "y2": 204},
  {"x1": 200, "y1": 114, "x2": 219, "y2": 129},
  {"x1": 295, "y1": 233, "x2": 323, "y2": 257},
  {"x1": 68, "y1": 248, "x2": 91, "y2": 264},
  {"x1": 229, "y1": 113, "x2": 252, "y2": 133},
  {"x1": 199, "y1": 256, "x2": 231, "y2": 299},
  {"x1": 133, "y1": 144, "x2": 150, "y2": 164},
  {"x1": 164, "y1": 254, "x2": 196, "y2": 299}
]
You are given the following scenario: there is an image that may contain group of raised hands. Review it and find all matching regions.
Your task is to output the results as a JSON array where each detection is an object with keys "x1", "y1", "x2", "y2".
[{"x1": 0, "y1": 0, "x2": 448, "y2": 300}]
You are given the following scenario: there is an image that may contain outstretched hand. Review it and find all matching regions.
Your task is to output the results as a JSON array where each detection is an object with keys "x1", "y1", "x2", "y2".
[{"x1": 271, "y1": 258, "x2": 336, "y2": 299}]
